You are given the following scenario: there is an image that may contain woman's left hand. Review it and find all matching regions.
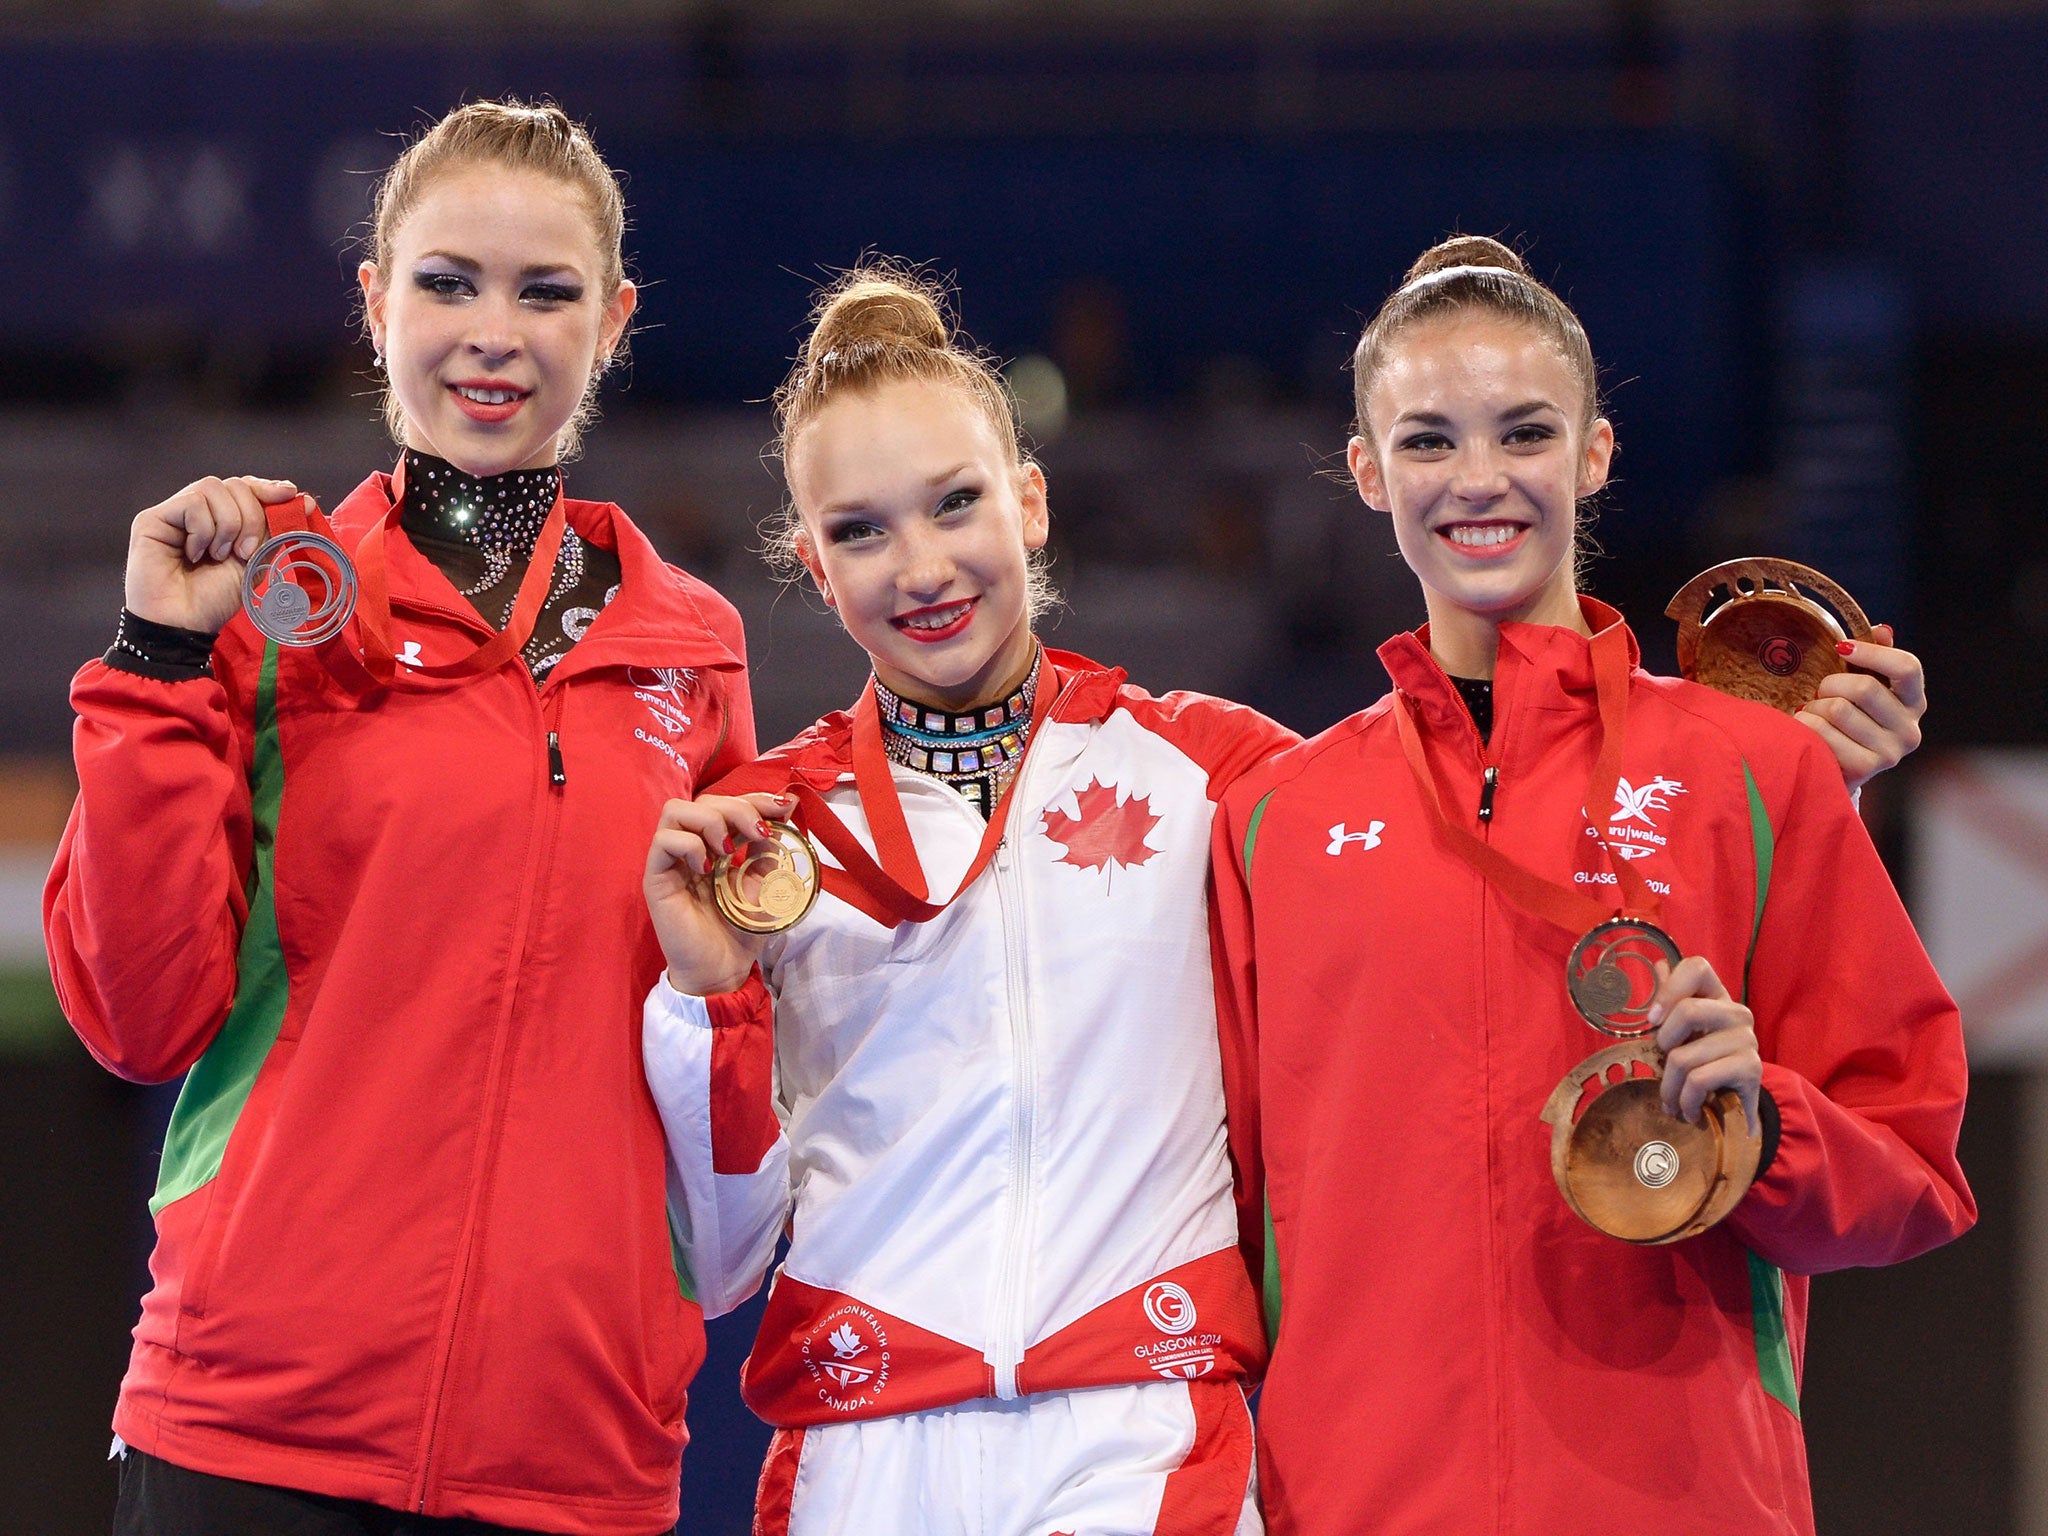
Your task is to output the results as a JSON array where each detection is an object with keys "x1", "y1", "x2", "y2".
[
  {"x1": 1649, "y1": 956, "x2": 1763, "y2": 1129},
  {"x1": 1796, "y1": 624, "x2": 1926, "y2": 791}
]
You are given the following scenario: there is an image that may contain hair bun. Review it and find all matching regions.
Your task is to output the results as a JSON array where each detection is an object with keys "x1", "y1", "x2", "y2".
[
  {"x1": 807, "y1": 270, "x2": 951, "y2": 363},
  {"x1": 1403, "y1": 235, "x2": 1530, "y2": 286}
]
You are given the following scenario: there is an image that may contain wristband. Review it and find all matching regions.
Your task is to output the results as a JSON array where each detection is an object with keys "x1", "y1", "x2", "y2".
[{"x1": 105, "y1": 608, "x2": 217, "y2": 680}]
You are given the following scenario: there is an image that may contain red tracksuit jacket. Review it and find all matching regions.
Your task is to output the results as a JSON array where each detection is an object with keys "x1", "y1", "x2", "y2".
[
  {"x1": 1210, "y1": 599, "x2": 1974, "y2": 1536},
  {"x1": 44, "y1": 470, "x2": 753, "y2": 1536}
]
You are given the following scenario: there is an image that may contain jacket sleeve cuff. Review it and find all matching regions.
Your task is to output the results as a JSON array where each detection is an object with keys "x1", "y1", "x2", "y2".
[
  {"x1": 104, "y1": 609, "x2": 217, "y2": 681},
  {"x1": 1744, "y1": 1064, "x2": 1806, "y2": 1204},
  {"x1": 658, "y1": 968, "x2": 781, "y2": 1176},
  {"x1": 1753, "y1": 1084, "x2": 1781, "y2": 1182}
]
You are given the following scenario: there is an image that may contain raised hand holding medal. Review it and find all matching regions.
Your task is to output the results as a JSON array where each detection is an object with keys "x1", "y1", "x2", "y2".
[
  {"x1": 123, "y1": 474, "x2": 310, "y2": 639},
  {"x1": 1393, "y1": 619, "x2": 1763, "y2": 1245},
  {"x1": 646, "y1": 654, "x2": 1056, "y2": 996},
  {"x1": 645, "y1": 792, "x2": 811, "y2": 997},
  {"x1": 1667, "y1": 557, "x2": 1926, "y2": 787}
]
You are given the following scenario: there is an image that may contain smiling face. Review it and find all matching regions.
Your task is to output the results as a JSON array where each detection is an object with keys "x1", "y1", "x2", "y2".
[
  {"x1": 358, "y1": 162, "x2": 636, "y2": 476},
  {"x1": 789, "y1": 375, "x2": 1049, "y2": 712},
  {"x1": 1349, "y1": 312, "x2": 1613, "y2": 675}
]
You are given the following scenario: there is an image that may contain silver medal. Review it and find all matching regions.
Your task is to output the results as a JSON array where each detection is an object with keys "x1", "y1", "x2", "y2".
[{"x1": 241, "y1": 531, "x2": 357, "y2": 647}]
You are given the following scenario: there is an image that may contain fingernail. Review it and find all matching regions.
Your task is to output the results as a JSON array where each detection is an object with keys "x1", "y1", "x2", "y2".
[
  {"x1": 722, "y1": 836, "x2": 734, "y2": 854},
  {"x1": 1837, "y1": 641, "x2": 1856, "y2": 656},
  {"x1": 1646, "y1": 1002, "x2": 1664, "y2": 1025},
  {"x1": 755, "y1": 822, "x2": 770, "y2": 840}
]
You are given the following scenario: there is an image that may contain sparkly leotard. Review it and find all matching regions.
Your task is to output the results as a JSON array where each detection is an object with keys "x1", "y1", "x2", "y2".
[{"x1": 398, "y1": 448, "x2": 623, "y2": 681}]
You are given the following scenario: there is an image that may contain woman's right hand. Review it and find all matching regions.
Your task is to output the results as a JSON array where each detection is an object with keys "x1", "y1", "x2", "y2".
[
  {"x1": 125, "y1": 475, "x2": 302, "y2": 634},
  {"x1": 644, "y1": 792, "x2": 796, "y2": 997}
]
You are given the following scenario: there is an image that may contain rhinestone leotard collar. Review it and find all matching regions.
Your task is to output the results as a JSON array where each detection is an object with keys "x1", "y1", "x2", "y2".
[
  {"x1": 875, "y1": 649, "x2": 1043, "y2": 820},
  {"x1": 398, "y1": 448, "x2": 593, "y2": 671}
]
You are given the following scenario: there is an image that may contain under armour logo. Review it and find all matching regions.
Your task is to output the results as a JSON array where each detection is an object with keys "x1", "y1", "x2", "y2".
[
  {"x1": 396, "y1": 640, "x2": 424, "y2": 669},
  {"x1": 1326, "y1": 821, "x2": 1385, "y2": 855}
]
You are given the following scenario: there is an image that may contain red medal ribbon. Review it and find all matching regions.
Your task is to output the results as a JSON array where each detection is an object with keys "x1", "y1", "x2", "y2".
[
  {"x1": 263, "y1": 494, "x2": 321, "y2": 536},
  {"x1": 1391, "y1": 620, "x2": 1658, "y2": 937},
  {"x1": 785, "y1": 657, "x2": 1060, "y2": 929},
  {"x1": 353, "y1": 491, "x2": 568, "y2": 685},
  {"x1": 253, "y1": 467, "x2": 567, "y2": 685}
]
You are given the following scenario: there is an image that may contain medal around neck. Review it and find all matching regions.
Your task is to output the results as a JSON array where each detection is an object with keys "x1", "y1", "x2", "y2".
[
  {"x1": 1541, "y1": 1040, "x2": 1764, "y2": 1245},
  {"x1": 1665, "y1": 557, "x2": 1872, "y2": 713},
  {"x1": 1567, "y1": 918, "x2": 1680, "y2": 1037},
  {"x1": 713, "y1": 821, "x2": 823, "y2": 935},
  {"x1": 241, "y1": 531, "x2": 357, "y2": 646}
]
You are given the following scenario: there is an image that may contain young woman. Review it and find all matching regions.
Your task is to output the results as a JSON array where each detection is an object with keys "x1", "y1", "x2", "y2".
[
  {"x1": 1208, "y1": 237, "x2": 1974, "y2": 1536},
  {"x1": 44, "y1": 102, "x2": 753, "y2": 1536},
  {"x1": 637, "y1": 263, "x2": 1930, "y2": 1536},
  {"x1": 643, "y1": 269, "x2": 1288, "y2": 1536}
]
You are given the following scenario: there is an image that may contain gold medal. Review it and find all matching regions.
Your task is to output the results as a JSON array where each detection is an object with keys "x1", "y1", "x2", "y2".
[
  {"x1": 1541, "y1": 1040, "x2": 1764, "y2": 1245},
  {"x1": 712, "y1": 821, "x2": 822, "y2": 935},
  {"x1": 1566, "y1": 918, "x2": 1680, "y2": 1037}
]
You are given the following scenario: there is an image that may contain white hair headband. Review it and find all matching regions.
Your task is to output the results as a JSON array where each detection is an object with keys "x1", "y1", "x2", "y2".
[{"x1": 1397, "y1": 262, "x2": 1529, "y2": 295}]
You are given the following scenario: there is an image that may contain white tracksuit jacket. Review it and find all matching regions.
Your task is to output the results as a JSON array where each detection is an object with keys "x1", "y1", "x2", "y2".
[{"x1": 643, "y1": 652, "x2": 1295, "y2": 1429}]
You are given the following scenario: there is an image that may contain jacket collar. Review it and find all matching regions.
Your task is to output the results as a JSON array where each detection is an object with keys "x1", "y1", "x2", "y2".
[
  {"x1": 713, "y1": 647, "x2": 1128, "y2": 797},
  {"x1": 329, "y1": 468, "x2": 743, "y2": 677},
  {"x1": 1377, "y1": 595, "x2": 1639, "y2": 737}
]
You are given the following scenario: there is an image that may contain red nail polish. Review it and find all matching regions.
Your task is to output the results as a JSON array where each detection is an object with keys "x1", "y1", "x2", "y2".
[
  {"x1": 755, "y1": 823, "x2": 770, "y2": 840},
  {"x1": 722, "y1": 836, "x2": 734, "y2": 854},
  {"x1": 1836, "y1": 641, "x2": 1856, "y2": 656}
]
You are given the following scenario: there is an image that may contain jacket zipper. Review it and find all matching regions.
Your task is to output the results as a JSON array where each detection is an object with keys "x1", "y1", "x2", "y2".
[
  {"x1": 987, "y1": 758, "x2": 1041, "y2": 1401},
  {"x1": 413, "y1": 681, "x2": 571, "y2": 1511},
  {"x1": 985, "y1": 675, "x2": 1080, "y2": 1400},
  {"x1": 1470, "y1": 702, "x2": 1511, "y2": 1533}
]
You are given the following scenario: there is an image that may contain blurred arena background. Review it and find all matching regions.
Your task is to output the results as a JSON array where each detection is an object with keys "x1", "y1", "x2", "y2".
[{"x1": 2, "y1": 0, "x2": 2044, "y2": 1530}]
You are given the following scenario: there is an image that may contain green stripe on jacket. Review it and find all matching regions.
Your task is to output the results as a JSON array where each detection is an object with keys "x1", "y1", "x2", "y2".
[
  {"x1": 151, "y1": 643, "x2": 292, "y2": 1215},
  {"x1": 1740, "y1": 758, "x2": 1798, "y2": 1415}
]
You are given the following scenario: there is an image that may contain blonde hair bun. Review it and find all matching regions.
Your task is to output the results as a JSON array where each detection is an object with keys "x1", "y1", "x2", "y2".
[
  {"x1": 803, "y1": 270, "x2": 953, "y2": 365},
  {"x1": 766, "y1": 257, "x2": 1057, "y2": 620},
  {"x1": 1402, "y1": 234, "x2": 1531, "y2": 285}
]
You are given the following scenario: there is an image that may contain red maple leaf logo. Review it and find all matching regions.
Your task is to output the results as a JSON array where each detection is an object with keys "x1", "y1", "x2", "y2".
[{"x1": 1041, "y1": 779, "x2": 1162, "y2": 876}]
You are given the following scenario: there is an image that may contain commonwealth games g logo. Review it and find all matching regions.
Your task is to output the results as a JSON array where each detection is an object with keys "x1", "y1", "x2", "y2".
[
  {"x1": 1134, "y1": 1280, "x2": 1221, "y2": 1380},
  {"x1": 1143, "y1": 1281, "x2": 1197, "y2": 1337}
]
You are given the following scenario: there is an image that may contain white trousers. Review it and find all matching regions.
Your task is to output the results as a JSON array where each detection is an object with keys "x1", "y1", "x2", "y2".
[{"x1": 753, "y1": 1379, "x2": 1260, "y2": 1536}]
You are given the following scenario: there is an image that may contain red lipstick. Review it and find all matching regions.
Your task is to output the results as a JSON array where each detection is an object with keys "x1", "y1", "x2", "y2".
[
  {"x1": 892, "y1": 598, "x2": 977, "y2": 644},
  {"x1": 448, "y1": 379, "x2": 529, "y2": 425}
]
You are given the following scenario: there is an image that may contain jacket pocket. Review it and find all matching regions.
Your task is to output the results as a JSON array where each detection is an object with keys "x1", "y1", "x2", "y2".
[
  {"x1": 175, "y1": 1035, "x2": 299, "y2": 1326},
  {"x1": 646, "y1": 1237, "x2": 699, "y2": 1427}
]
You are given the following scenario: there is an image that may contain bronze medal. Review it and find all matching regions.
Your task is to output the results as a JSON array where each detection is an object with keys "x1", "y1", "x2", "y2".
[
  {"x1": 713, "y1": 821, "x2": 823, "y2": 935},
  {"x1": 1541, "y1": 1040, "x2": 1764, "y2": 1245},
  {"x1": 1664, "y1": 557, "x2": 1872, "y2": 714},
  {"x1": 241, "y1": 530, "x2": 358, "y2": 647},
  {"x1": 1566, "y1": 918, "x2": 1680, "y2": 1037},
  {"x1": 1393, "y1": 624, "x2": 1765, "y2": 1245}
]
